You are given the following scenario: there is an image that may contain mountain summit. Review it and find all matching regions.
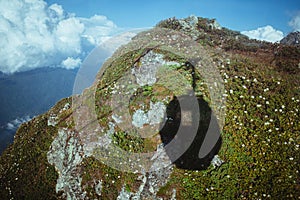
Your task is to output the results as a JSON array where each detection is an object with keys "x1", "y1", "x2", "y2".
[
  {"x1": 280, "y1": 31, "x2": 300, "y2": 47},
  {"x1": 0, "y1": 16, "x2": 299, "y2": 200}
]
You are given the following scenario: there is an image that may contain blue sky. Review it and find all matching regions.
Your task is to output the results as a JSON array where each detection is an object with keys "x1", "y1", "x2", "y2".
[{"x1": 45, "y1": 0, "x2": 299, "y2": 34}]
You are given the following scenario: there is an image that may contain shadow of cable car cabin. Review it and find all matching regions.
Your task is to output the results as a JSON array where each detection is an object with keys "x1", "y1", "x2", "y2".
[{"x1": 159, "y1": 95, "x2": 222, "y2": 170}]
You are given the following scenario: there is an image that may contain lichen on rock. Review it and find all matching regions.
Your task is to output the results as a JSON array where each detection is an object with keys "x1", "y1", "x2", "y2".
[
  {"x1": 132, "y1": 101, "x2": 166, "y2": 128},
  {"x1": 116, "y1": 144, "x2": 173, "y2": 199},
  {"x1": 47, "y1": 114, "x2": 58, "y2": 126},
  {"x1": 94, "y1": 180, "x2": 103, "y2": 196},
  {"x1": 210, "y1": 154, "x2": 224, "y2": 168},
  {"x1": 47, "y1": 128, "x2": 86, "y2": 199}
]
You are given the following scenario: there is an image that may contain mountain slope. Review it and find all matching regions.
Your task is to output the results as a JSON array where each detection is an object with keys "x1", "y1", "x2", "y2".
[
  {"x1": 280, "y1": 31, "x2": 300, "y2": 47},
  {"x1": 0, "y1": 16, "x2": 299, "y2": 199}
]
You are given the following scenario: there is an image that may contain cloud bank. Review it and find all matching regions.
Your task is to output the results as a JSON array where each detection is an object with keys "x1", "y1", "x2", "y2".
[
  {"x1": 0, "y1": 0, "x2": 120, "y2": 74},
  {"x1": 6, "y1": 116, "x2": 32, "y2": 130},
  {"x1": 241, "y1": 25, "x2": 284, "y2": 43},
  {"x1": 289, "y1": 12, "x2": 300, "y2": 31}
]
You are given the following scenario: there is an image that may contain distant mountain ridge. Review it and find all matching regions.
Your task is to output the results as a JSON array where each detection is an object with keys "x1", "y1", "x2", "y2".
[
  {"x1": 0, "y1": 67, "x2": 77, "y2": 153},
  {"x1": 280, "y1": 31, "x2": 300, "y2": 47}
]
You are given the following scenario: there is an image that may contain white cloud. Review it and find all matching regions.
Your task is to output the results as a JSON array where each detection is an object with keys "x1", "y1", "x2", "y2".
[
  {"x1": 6, "y1": 116, "x2": 32, "y2": 130},
  {"x1": 80, "y1": 15, "x2": 118, "y2": 45},
  {"x1": 289, "y1": 12, "x2": 300, "y2": 31},
  {"x1": 0, "y1": 0, "x2": 120, "y2": 74},
  {"x1": 61, "y1": 57, "x2": 82, "y2": 69},
  {"x1": 241, "y1": 25, "x2": 284, "y2": 43}
]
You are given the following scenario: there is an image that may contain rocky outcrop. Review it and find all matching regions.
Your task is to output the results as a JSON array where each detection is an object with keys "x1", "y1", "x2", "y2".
[{"x1": 280, "y1": 31, "x2": 300, "y2": 47}]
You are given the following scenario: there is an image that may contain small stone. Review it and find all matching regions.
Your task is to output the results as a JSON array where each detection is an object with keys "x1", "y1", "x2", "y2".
[{"x1": 211, "y1": 155, "x2": 224, "y2": 168}]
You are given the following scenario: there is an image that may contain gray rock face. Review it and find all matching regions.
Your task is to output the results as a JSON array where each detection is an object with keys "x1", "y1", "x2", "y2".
[
  {"x1": 132, "y1": 101, "x2": 166, "y2": 128},
  {"x1": 131, "y1": 51, "x2": 164, "y2": 86},
  {"x1": 47, "y1": 128, "x2": 86, "y2": 200},
  {"x1": 280, "y1": 31, "x2": 300, "y2": 47},
  {"x1": 116, "y1": 144, "x2": 173, "y2": 200},
  {"x1": 178, "y1": 15, "x2": 200, "y2": 40}
]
